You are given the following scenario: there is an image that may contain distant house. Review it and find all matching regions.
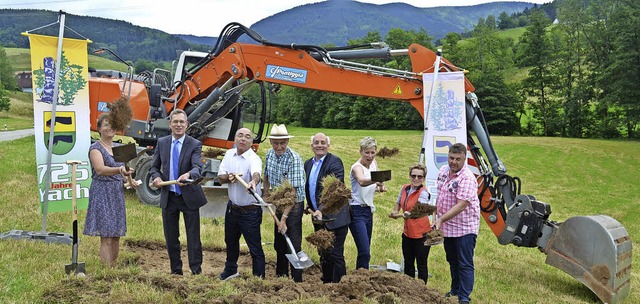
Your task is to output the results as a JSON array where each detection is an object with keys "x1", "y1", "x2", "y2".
[{"x1": 15, "y1": 71, "x2": 32, "y2": 93}]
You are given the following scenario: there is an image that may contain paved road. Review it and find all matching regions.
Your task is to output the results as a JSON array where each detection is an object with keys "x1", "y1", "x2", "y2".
[{"x1": 0, "y1": 129, "x2": 35, "y2": 142}]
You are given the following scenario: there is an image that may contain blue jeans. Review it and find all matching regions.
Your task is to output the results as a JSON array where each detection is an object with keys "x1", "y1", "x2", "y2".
[
  {"x1": 224, "y1": 201, "x2": 266, "y2": 278},
  {"x1": 274, "y1": 202, "x2": 304, "y2": 282},
  {"x1": 444, "y1": 234, "x2": 477, "y2": 302},
  {"x1": 349, "y1": 205, "x2": 373, "y2": 269},
  {"x1": 314, "y1": 223, "x2": 348, "y2": 283}
]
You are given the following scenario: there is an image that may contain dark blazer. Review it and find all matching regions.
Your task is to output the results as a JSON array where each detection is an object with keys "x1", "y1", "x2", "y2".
[
  {"x1": 149, "y1": 134, "x2": 207, "y2": 210},
  {"x1": 304, "y1": 153, "x2": 350, "y2": 230}
]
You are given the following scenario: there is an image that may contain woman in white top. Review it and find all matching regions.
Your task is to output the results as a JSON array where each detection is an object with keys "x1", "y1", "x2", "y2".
[{"x1": 349, "y1": 136, "x2": 386, "y2": 269}]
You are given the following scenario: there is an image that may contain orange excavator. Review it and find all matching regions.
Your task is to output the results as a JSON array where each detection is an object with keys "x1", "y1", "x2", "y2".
[{"x1": 88, "y1": 23, "x2": 631, "y2": 303}]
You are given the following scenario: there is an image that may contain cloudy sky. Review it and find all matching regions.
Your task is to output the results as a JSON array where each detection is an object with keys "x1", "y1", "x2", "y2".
[{"x1": 1, "y1": 0, "x2": 551, "y2": 37}]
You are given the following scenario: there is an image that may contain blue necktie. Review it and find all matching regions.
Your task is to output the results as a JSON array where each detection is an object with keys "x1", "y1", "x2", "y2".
[
  {"x1": 172, "y1": 139, "x2": 181, "y2": 195},
  {"x1": 309, "y1": 159, "x2": 322, "y2": 210}
]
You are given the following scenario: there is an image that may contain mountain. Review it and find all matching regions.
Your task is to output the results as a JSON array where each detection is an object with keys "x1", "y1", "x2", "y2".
[
  {"x1": 1, "y1": 1, "x2": 543, "y2": 61},
  {"x1": 250, "y1": 0, "x2": 535, "y2": 45}
]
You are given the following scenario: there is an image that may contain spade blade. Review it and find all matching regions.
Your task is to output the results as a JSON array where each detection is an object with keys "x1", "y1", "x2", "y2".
[{"x1": 112, "y1": 143, "x2": 137, "y2": 163}]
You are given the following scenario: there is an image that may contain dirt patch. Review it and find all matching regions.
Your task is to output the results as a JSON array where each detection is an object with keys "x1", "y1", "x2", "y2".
[
  {"x1": 42, "y1": 239, "x2": 453, "y2": 303},
  {"x1": 265, "y1": 180, "x2": 296, "y2": 213},
  {"x1": 376, "y1": 146, "x2": 399, "y2": 159},
  {"x1": 106, "y1": 96, "x2": 133, "y2": 132},
  {"x1": 407, "y1": 204, "x2": 436, "y2": 219},
  {"x1": 306, "y1": 229, "x2": 335, "y2": 252},
  {"x1": 319, "y1": 175, "x2": 350, "y2": 215}
]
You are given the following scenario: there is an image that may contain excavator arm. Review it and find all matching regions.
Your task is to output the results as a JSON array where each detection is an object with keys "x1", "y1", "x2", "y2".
[{"x1": 162, "y1": 24, "x2": 631, "y2": 302}]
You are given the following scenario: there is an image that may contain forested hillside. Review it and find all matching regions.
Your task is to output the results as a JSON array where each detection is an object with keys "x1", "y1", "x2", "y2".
[
  {"x1": 0, "y1": 9, "x2": 210, "y2": 62},
  {"x1": 251, "y1": 1, "x2": 539, "y2": 45}
]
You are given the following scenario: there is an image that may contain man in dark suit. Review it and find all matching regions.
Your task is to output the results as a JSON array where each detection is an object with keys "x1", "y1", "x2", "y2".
[
  {"x1": 150, "y1": 109, "x2": 207, "y2": 275},
  {"x1": 304, "y1": 132, "x2": 350, "y2": 283}
]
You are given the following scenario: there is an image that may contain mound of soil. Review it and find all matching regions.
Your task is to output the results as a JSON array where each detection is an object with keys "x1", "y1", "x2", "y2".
[
  {"x1": 319, "y1": 175, "x2": 350, "y2": 215},
  {"x1": 407, "y1": 204, "x2": 436, "y2": 219},
  {"x1": 424, "y1": 229, "x2": 444, "y2": 246},
  {"x1": 203, "y1": 148, "x2": 226, "y2": 159},
  {"x1": 377, "y1": 146, "x2": 399, "y2": 159},
  {"x1": 106, "y1": 96, "x2": 132, "y2": 132},
  {"x1": 265, "y1": 180, "x2": 296, "y2": 213},
  {"x1": 306, "y1": 229, "x2": 335, "y2": 251},
  {"x1": 42, "y1": 239, "x2": 453, "y2": 303}
]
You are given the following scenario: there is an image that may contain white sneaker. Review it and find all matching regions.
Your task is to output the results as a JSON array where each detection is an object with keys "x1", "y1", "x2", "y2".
[{"x1": 219, "y1": 271, "x2": 239, "y2": 281}]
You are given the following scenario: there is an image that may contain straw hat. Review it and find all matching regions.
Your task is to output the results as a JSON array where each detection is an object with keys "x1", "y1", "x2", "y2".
[{"x1": 268, "y1": 124, "x2": 294, "y2": 139}]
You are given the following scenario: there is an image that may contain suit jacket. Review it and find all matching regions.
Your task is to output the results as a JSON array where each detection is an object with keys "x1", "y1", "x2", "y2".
[
  {"x1": 304, "y1": 153, "x2": 350, "y2": 229},
  {"x1": 150, "y1": 134, "x2": 207, "y2": 210}
]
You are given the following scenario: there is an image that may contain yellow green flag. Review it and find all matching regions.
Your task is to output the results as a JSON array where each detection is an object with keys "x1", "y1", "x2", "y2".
[{"x1": 27, "y1": 34, "x2": 91, "y2": 213}]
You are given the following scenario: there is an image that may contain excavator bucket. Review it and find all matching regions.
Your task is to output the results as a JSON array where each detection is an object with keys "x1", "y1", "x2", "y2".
[{"x1": 543, "y1": 215, "x2": 632, "y2": 304}]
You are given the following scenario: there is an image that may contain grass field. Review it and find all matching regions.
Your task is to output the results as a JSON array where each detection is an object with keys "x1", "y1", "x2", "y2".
[{"x1": 0, "y1": 128, "x2": 637, "y2": 303}]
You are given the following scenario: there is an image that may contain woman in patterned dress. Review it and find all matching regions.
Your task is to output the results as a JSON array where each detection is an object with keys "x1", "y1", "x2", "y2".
[{"x1": 83, "y1": 113, "x2": 136, "y2": 266}]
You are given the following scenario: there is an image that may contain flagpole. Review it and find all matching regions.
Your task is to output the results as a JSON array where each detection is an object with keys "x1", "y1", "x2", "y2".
[
  {"x1": 419, "y1": 48, "x2": 442, "y2": 165},
  {"x1": 40, "y1": 11, "x2": 67, "y2": 233}
]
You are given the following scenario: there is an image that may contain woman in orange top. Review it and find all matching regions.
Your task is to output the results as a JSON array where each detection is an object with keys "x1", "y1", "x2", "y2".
[{"x1": 389, "y1": 163, "x2": 432, "y2": 284}]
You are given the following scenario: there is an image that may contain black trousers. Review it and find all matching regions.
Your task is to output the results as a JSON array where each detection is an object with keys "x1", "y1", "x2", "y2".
[
  {"x1": 162, "y1": 192, "x2": 202, "y2": 274},
  {"x1": 274, "y1": 202, "x2": 304, "y2": 282},
  {"x1": 314, "y1": 223, "x2": 348, "y2": 283},
  {"x1": 402, "y1": 234, "x2": 431, "y2": 284}
]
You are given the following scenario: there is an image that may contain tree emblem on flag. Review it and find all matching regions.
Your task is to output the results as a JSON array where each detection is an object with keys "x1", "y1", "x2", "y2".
[{"x1": 33, "y1": 51, "x2": 86, "y2": 106}]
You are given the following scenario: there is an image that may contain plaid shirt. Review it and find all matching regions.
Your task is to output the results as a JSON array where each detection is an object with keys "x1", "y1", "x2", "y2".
[
  {"x1": 264, "y1": 147, "x2": 306, "y2": 202},
  {"x1": 435, "y1": 165, "x2": 480, "y2": 237}
]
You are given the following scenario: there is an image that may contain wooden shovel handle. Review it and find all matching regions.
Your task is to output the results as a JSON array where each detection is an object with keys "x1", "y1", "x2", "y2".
[{"x1": 233, "y1": 173, "x2": 280, "y2": 226}]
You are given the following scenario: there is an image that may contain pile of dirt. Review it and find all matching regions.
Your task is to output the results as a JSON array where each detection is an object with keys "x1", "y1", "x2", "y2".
[
  {"x1": 265, "y1": 179, "x2": 296, "y2": 213},
  {"x1": 407, "y1": 203, "x2": 437, "y2": 219},
  {"x1": 42, "y1": 239, "x2": 453, "y2": 303},
  {"x1": 319, "y1": 175, "x2": 350, "y2": 215},
  {"x1": 305, "y1": 229, "x2": 335, "y2": 251},
  {"x1": 376, "y1": 146, "x2": 399, "y2": 158},
  {"x1": 203, "y1": 147, "x2": 226, "y2": 159},
  {"x1": 106, "y1": 96, "x2": 133, "y2": 132}
]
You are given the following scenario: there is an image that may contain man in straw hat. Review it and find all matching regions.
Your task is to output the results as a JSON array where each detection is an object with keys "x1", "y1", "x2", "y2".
[{"x1": 263, "y1": 124, "x2": 306, "y2": 282}]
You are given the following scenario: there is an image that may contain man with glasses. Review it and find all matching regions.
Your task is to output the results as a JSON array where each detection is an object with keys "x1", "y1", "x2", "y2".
[
  {"x1": 433, "y1": 143, "x2": 480, "y2": 304},
  {"x1": 389, "y1": 163, "x2": 432, "y2": 284},
  {"x1": 150, "y1": 109, "x2": 207, "y2": 275}
]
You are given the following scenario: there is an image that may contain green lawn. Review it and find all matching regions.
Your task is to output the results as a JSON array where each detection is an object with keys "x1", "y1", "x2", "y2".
[{"x1": 0, "y1": 129, "x2": 637, "y2": 303}]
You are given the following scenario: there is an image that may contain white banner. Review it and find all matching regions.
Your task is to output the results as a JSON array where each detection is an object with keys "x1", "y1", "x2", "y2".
[{"x1": 423, "y1": 71, "x2": 467, "y2": 204}]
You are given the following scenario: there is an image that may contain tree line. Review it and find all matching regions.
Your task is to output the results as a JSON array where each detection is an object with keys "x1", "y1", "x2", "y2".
[{"x1": 253, "y1": 0, "x2": 639, "y2": 139}]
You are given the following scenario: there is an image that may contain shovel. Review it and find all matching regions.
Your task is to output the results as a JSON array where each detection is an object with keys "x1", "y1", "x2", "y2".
[
  {"x1": 370, "y1": 170, "x2": 392, "y2": 182},
  {"x1": 65, "y1": 160, "x2": 86, "y2": 275},
  {"x1": 312, "y1": 217, "x2": 334, "y2": 225},
  {"x1": 112, "y1": 143, "x2": 139, "y2": 189},
  {"x1": 233, "y1": 174, "x2": 314, "y2": 270},
  {"x1": 149, "y1": 176, "x2": 205, "y2": 188}
]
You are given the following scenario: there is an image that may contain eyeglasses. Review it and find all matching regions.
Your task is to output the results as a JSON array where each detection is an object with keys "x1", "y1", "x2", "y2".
[{"x1": 410, "y1": 174, "x2": 424, "y2": 179}]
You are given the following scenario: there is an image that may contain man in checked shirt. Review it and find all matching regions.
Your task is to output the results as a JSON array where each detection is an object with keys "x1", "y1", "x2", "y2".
[
  {"x1": 434, "y1": 143, "x2": 480, "y2": 304},
  {"x1": 263, "y1": 124, "x2": 306, "y2": 282}
]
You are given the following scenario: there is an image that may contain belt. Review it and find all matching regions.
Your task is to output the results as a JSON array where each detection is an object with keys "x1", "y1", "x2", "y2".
[
  {"x1": 169, "y1": 191, "x2": 181, "y2": 196},
  {"x1": 350, "y1": 202, "x2": 369, "y2": 207},
  {"x1": 230, "y1": 204, "x2": 259, "y2": 211}
]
